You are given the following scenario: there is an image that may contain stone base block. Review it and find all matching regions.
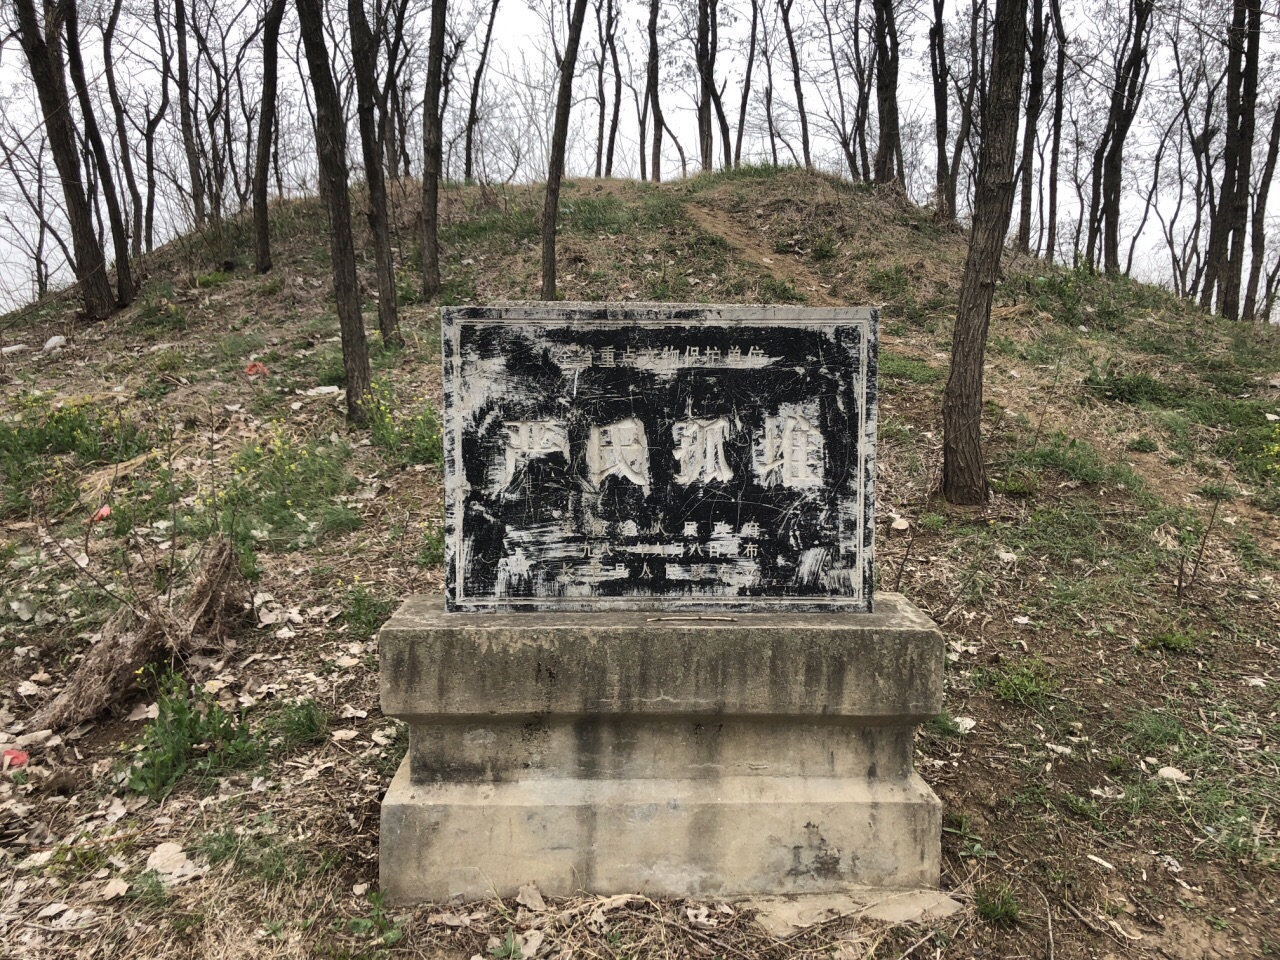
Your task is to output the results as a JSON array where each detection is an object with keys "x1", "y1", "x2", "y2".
[
  {"x1": 380, "y1": 756, "x2": 941, "y2": 901},
  {"x1": 379, "y1": 592, "x2": 944, "y2": 903}
]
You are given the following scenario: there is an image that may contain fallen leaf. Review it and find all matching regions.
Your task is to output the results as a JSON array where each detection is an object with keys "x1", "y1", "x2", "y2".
[
  {"x1": 954, "y1": 717, "x2": 977, "y2": 734},
  {"x1": 244, "y1": 361, "x2": 269, "y2": 377},
  {"x1": 37, "y1": 902, "x2": 69, "y2": 919},
  {"x1": 1157, "y1": 766, "x2": 1190, "y2": 782},
  {"x1": 331, "y1": 729, "x2": 359, "y2": 742},
  {"x1": 517, "y1": 882, "x2": 546, "y2": 912},
  {"x1": 997, "y1": 551, "x2": 1018, "y2": 564},
  {"x1": 127, "y1": 702, "x2": 159, "y2": 721},
  {"x1": 353, "y1": 882, "x2": 369, "y2": 896},
  {"x1": 890, "y1": 517, "x2": 910, "y2": 532},
  {"x1": 1087, "y1": 854, "x2": 1115, "y2": 871},
  {"x1": 100, "y1": 878, "x2": 129, "y2": 901}
]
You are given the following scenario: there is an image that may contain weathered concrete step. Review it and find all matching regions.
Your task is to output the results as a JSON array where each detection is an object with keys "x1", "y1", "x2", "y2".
[{"x1": 380, "y1": 758, "x2": 942, "y2": 901}]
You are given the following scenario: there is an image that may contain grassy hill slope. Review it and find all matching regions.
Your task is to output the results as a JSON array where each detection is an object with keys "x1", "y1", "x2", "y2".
[{"x1": 1, "y1": 167, "x2": 1278, "y2": 959}]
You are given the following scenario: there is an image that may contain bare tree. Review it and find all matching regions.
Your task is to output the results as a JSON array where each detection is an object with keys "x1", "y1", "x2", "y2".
[
  {"x1": 64, "y1": 0, "x2": 134, "y2": 305},
  {"x1": 349, "y1": 0, "x2": 402, "y2": 345},
  {"x1": 871, "y1": 0, "x2": 902, "y2": 183},
  {"x1": 102, "y1": 0, "x2": 143, "y2": 259},
  {"x1": 294, "y1": 0, "x2": 372, "y2": 424},
  {"x1": 254, "y1": 0, "x2": 287, "y2": 273},
  {"x1": 942, "y1": 0, "x2": 1027, "y2": 505},
  {"x1": 1044, "y1": 0, "x2": 1066, "y2": 261},
  {"x1": 776, "y1": 0, "x2": 811, "y2": 169},
  {"x1": 734, "y1": 0, "x2": 760, "y2": 166},
  {"x1": 929, "y1": 0, "x2": 949, "y2": 215},
  {"x1": 465, "y1": 0, "x2": 501, "y2": 181},
  {"x1": 1014, "y1": 0, "x2": 1045, "y2": 251},
  {"x1": 541, "y1": 0, "x2": 591, "y2": 299},
  {"x1": 646, "y1": 0, "x2": 663, "y2": 180},
  {"x1": 421, "y1": 0, "x2": 447, "y2": 299},
  {"x1": 11, "y1": 0, "x2": 116, "y2": 319}
]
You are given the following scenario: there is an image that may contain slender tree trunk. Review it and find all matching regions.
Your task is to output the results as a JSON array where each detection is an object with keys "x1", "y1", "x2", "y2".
[
  {"x1": 421, "y1": 0, "x2": 447, "y2": 298},
  {"x1": 64, "y1": 0, "x2": 134, "y2": 305},
  {"x1": 604, "y1": 0, "x2": 622, "y2": 175},
  {"x1": 871, "y1": 0, "x2": 901, "y2": 183},
  {"x1": 734, "y1": 0, "x2": 759, "y2": 167},
  {"x1": 173, "y1": 0, "x2": 207, "y2": 227},
  {"x1": 102, "y1": 0, "x2": 143, "y2": 260},
  {"x1": 295, "y1": 0, "x2": 372, "y2": 424},
  {"x1": 1220, "y1": 0, "x2": 1261, "y2": 320},
  {"x1": 464, "y1": 0, "x2": 499, "y2": 181},
  {"x1": 595, "y1": 1, "x2": 608, "y2": 176},
  {"x1": 777, "y1": 0, "x2": 811, "y2": 169},
  {"x1": 541, "y1": 0, "x2": 591, "y2": 300},
  {"x1": 1243, "y1": 98, "x2": 1280, "y2": 322},
  {"x1": 929, "y1": 0, "x2": 950, "y2": 218},
  {"x1": 646, "y1": 0, "x2": 663, "y2": 181},
  {"x1": 12, "y1": 0, "x2": 115, "y2": 319},
  {"x1": 254, "y1": 0, "x2": 285, "y2": 274},
  {"x1": 1015, "y1": 0, "x2": 1045, "y2": 252},
  {"x1": 942, "y1": 0, "x2": 1028, "y2": 506},
  {"x1": 349, "y1": 0, "x2": 402, "y2": 345},
  {"x1": 1045, "y1": 0, "x2": 1065, "y2": 262},
  {"x1": 696, "y1": 0, "x2": 713, "y2": 170}
]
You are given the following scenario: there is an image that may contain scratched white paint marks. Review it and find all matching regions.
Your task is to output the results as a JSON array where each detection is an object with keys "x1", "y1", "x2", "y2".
[{"x1": 442, "y1": 303, "x2": 879, "y2": 612}]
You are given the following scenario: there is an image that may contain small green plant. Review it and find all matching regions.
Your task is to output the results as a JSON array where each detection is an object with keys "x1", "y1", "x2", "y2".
[
  {"x1": 1141, "y1": 629, "x2": 1199, "y2": 654},
  {"x1": 127, "y1": 669, "x2": 265, "y2": 798},
  {"x1": 1127, "y1": 434, "x2": 1158, "y2": 453},
  {"x1": 810, "y1": 234, "x2": 838, "y2": 261},
  {"x1": 489, "y1": 929, "x2": 522, "y2": 959},
  {"x1": 367, "y1": 381, "x2": 444, "y2": 467},
  {"x1": 345, "y1": 585, "x2": 394, "y2": 639},
  {"x1": 194, "y1": 269, "x2": 232, "y2": 288},
  {"x1": 919, "y1": 512, "x2": 946, "y2": 532},
  {"x1": 867, "y1": 264, "x2": 909, "y2": 300},
  {"x1": 414, "y1": 521, "x2": 446, "y2": 567},
  {"x1": 758, "y1": 276, "x2": 805, "y2": 303},
  {"x1": 989, "y1": 659, "x2": 1057, "y2": 706},
  {"x1": 879, "y1": 352, "x2": 944, "y2": 385},
  {"x1": 129, "y1": 870, "x2": 171, "y2": 908},
  {"x1": 346, "y1": 891, "x2": 404, "y2": 945},
  {"x1": 263, "y1": 698, "x2": 330, "y2": 750},
  {"x1": 974, "y1": 884, "x2": 1020, "y2": 926},
  {"x1": 926, "y1": 713, "x2": 964, "y2": 738}
]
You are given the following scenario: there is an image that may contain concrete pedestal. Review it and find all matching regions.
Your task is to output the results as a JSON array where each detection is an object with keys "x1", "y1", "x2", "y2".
[{"x1": 378, "y1": 593, "x2": 943, "y2": 902}]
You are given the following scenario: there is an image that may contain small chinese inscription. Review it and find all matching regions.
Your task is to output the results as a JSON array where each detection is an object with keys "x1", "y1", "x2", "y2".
[{"x1": 443, "y1": 304, "x2": 878, "y2": 612}]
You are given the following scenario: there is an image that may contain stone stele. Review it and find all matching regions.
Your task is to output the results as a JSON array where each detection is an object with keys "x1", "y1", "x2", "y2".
[{"x1": 380, "y1": 303, "x2": 942, "y2": 903}]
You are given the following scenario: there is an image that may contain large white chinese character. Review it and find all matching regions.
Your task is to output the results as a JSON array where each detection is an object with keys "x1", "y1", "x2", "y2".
[
  {"x1": 587, "y1": 417, "x2": 651, "y2": 494},
  {"x1": 500, "y1": 420, "x2": 569, "y2": 488},
  {"x1": 672, "y1": 417, "x2": 734, "y2": 484},
  {"x1": 757, "y1": 409, "x2": 824, "y2": 489}
]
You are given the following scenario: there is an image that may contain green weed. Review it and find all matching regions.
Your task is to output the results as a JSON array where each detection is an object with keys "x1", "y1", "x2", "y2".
[
  {"x1": 345, "y1": 585, "x2": 394, "y2": 639},
  {"x1": 127, "y1": 670, "x2": 265, "y2": 798},
  {"x1": 0, "y1": 397, "x2": 152, "y2": 517},
  {"x1": 989, "y1": 660, "x2": 1057, "y2": 706},
  {"x1": 974, "y1": 884, "x2": 1020, "y2": 926},
  {"x1": 879, "y1": 352, "x2": 944, "y2": 385},
  {"x1": 368, "y1": 381, "x2": 444, "y2": 468}
]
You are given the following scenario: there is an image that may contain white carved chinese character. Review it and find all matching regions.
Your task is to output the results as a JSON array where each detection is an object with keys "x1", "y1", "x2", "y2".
[
  {"x1": 757, "y1": 411, "x2": 824, "y2": 489},
  {"x1": 746, "y1": 346, "x2": 765, "y2": 360},
  {"x1": 705, "y1": 346, "x2": 721, "y2": 364},
  {"x1": 620, "y1": 519, "x2": 639, "y2": 537},
  {"x1": 745, "y1": 542, "x2": 759, "y2": 558},
  {"x1": 727, "y1": 345, "x2": 742, "y2": 361},
  {"x1": 685, "y1": 346, "x2": 701, "y2": 365},
  {"x1": 598, "y1": 346, "x2": 616, "y2": 367},
  {"x1": 662, "y1": 346, "x2": 680, "y2": 364},
  {"x1": 740, "y1": 521, "x2": 761, "y2": 538},
  {"x1": 639, "y1": 562, "x2": 653, "y2": 579},
  {"x1": 501, "y1": 420, "x2": 569, "y2": 487},
  {"x1": 712, "y1": 521, "x2": 732, "y2": 536},
  {"x1": 686, "y1": 543, "x2": 706, "y2": 557},
  {"x1": 672, "y1": 417, "x2": 734, "y2": 484},
  {"x1": 622, "y1": 346, "x2": 638, "y2": 365},
  {"x1": 587, "y1": 417, "x2": 651, "y2": 494},
  {"x1": 590, "y1": 519, "x2": 608, "y2": 536},
  {"x1": 682, "y1": 521, "x2": 698, "y2": 537},
  {"x1": 708, "y1": 542, "x2": 724, "y2": 558}
]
